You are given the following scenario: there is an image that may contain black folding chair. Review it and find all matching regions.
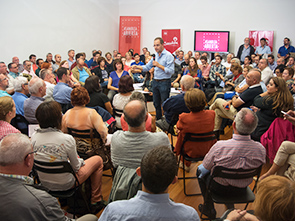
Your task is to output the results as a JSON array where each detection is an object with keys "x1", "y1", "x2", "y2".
[
  {"x1": 33, "y1": 160, "x2": 90, "y2": 218},
  {"x1": 178, "y1": 132, "x2": 217, "y2": 196},
  {"x1": 201, "y1": 165, "x2": 262, "y2": 220}
]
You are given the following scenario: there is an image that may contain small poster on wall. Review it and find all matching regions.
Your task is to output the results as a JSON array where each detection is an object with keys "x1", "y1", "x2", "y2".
[
  {"x1": 119, "y1": 16, "x2": 141, "y2": 55},
  {"x1": 249, "y1": 30, "x2": 274, "y2": 52},
  {"x1": 162, "y1": 29, "x2": 181, "y2": 54}
]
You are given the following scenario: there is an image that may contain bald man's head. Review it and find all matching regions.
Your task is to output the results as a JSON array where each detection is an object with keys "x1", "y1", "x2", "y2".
[
  {"x1": 246, "y1": 69, "x2": 261, "y2": 86},
  {"x1": 123, "y1": 100, "x2": 147, "y2": 128}
]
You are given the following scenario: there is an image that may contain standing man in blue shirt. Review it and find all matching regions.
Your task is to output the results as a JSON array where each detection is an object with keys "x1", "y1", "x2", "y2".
[
  {"x1": 132, "y1": 37, "x2": 174, "y2": 120},
  {"x1": 255, "y1": 38, "x2": 271, "y2": 57},
  {"x1": 277, "y1": 37, "x2": 295, "y2": 59}
]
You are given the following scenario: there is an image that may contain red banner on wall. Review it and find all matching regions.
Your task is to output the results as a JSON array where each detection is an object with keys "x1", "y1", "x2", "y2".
[
  {"x1": 119, "y1": 16, "x2": 141, "y2": 56},
  {"x1": 162, "y1": 29, "x2": 181, "y2": 54},
  {"x1": 249, "y1": 30, "x2": 274, "y2": 52}
]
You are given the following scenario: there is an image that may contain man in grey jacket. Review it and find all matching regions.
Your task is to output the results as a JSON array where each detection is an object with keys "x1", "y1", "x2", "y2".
[{"x1": 0, "y1": 133, "x2": 97, "y2": 221}]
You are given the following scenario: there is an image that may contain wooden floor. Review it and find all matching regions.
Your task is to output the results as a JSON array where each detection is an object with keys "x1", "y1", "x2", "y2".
[{"x1": 95, "y1": 125, "x2": 271, "y2": 219}]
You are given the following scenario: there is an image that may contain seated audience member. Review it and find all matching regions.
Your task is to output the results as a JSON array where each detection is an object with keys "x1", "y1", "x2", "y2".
[
  {"x1": 8, "y1": 62, "x2": 21, "y2": 79},
  {"x1": 0, "y1": 62, "x2": 14, "y2": 95},
  {"x1": 222, "y1": 54, "x2": 233, "y2": 72},
  {"x1": 183, "y1": 57, "x2": 202, "y2": 88},
  {"x1": 120, "y1": 92, "x2": 156, "y2": 132},
  {"x1": 286, "y1": 56, "x2": 295, "y2": 69},
  {"x1": 53, "y1": 67, "x2": 73, "y2": 105},
  {"x1": 278, "y1": 37, "x2": 295, "y2": 59},
  {"x1": 35, "y1": 58, "x2": 44, "y2": 77},
  {"x1": 59, "y1": 60, "x2": 80, "y2": 84},
  {"x1": 258, "y1": 58, "x2": 273, "y2": 84},
  {"x1": 210, "y1": 69, "x2": 262, "y2": 131},
  {"x1": 282, "y1": 67, "x2": 294, "y2": 90},
  {"x1": 194, "y1": 51, "x2": 202, "y2": 65},
  {"x1": 208, "y1": 55, "x2": 226, "y2": 89},
  {"x1": 39, "y1": 69, "x2": 56, "y2": 100},
  {"x1": 112, "y1": 75, "x2": 134, "y2": 129},
  {"x1": 121, "y1": 57, "x2": 131, "y2": 72},
  {"x1": 171, "y1": 62, "x2": 182, "y2": 88},
  {"x1": 0, "y1": 97, "x2": 20, "y2": 140},
  {"x1": 175, "y1": 50, "x2": 185, "y2": 65},
  {"x1": 181, "y1": 54, "x2": 190, "y2": 72},
  {"x1": 199, "y1": 55, "x2": 211, "y2": 83},
  {"x1": 131, "y1": 53, "x2": 145, "y2": 83},
  {"x1": 175, "y1": 89, "x2": 215, "y2": 172},
  {"x1": 255, "y1": 38, "x2": 271, "y2": 56},
  {"x1": 111, "y1": 100, "x2": 170, "y2": 169},
  {"x1": 24, "y1": 77, "x2": 46, "y2": 124},
  {"x1": 251, "y1": 77, "x2": 294, "y2": 141},
  {"x1": 71, "y1": 53, "x2": 89, "y2": 70},
  {"x1": 22, "y1": 60, "x2": 36, "y2": 78},
  {"x1": 235, "y1": 66, "x2": 253, "y2": 94},
  {"x1": 0, "y1": 133, "x2": 98, "y2": 220},
  {"x1": 41, "y1": 62, "x2": 54, "y2": 81},
  {"x1": 67, "y1": 49, "x2": 76, "y2": 69},
  {"x1": 12, "y1": 77, "x2": 29, "y2": 116},
  {"x1": 142, "y1": 62, "x2": 154, "y2": 101},
  {"x1": 197, "y1": 108, "x2": 266, "y2": 219},
  {"x1": 241, "y1": 55, "x2": 253, "y2": 68},
  {"x1": 268, "y1": 54, "x2": 277, "y2": 71},
  {"x1": 99, "y1": 146, "x2": 200, "y2": 221},
  {"x1": 105, "y1": 52, "x2": 114, "y2": 73},
  {"x1": 274, "y1": 64, "x2": 285, "y2": 77},
  {"x1": 91, "y1": 57, "x2": 110, "y2": 88},
  {"x1": 45, "y1": 53, "x2": 55, "y2": 65},
  {"x1": 124, "y1": 51, "x2": 134, "y2": 67},
  {"x1": 252, "y1": 55, "x2": 260, "y2": 68},
  {"x1": 277, "y1": 57, "x2": 285, "y2": 66},
  {"x1": 62, "y1": 87, "x2": 108, "y2": 143},
  {"x1": 12, "y1": 56, "x2": 24, "y2": 73},
  {"x1": 87, "y1": 51, "x2": 98, "y2": 68},
  {"x1": 52, "y1": 54, "x2": 61, "y2": 73},
  {"x1": 236, "y1": 37, "x2": 255, "y2": 63},
  {"x1": 71, "y1": 58, "x2": 92, "y2": 86},
  {"x1": 29, "y1": 54, "x2": 38, "y2": 72},
  {"x1": 0, "y1": 73, "x2": 11, "y2": 97},
  {"x1": 32, "y1": 101, "x2": 106, "y2": 213},
  {"x1": 85, "y1": 75, "x2": 113, "y2": 115},
  {"x1": 107, "y1": 59, "x2": 129, "y2": 100},
  {"x1": 224, "y1": 175, "x2": 295, "y2": 221},
  {"x1": 156, "y1": 75, "x2": 195, "y2": 132}
]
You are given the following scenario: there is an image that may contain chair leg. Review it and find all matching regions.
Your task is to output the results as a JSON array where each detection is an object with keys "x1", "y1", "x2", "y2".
[{"x1": 182, "y1": 159, "x2": 202, "y2": 197}]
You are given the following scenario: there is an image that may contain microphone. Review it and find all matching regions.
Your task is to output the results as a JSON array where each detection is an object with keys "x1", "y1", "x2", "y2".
[{"x1": 152, "y1": 54, "x2": 156, "y2": 67}]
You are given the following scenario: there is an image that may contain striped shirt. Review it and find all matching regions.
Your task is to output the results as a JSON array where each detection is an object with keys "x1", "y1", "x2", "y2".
[{"x1": 203, "y1": 134, "x2": 266, "y2": 188}]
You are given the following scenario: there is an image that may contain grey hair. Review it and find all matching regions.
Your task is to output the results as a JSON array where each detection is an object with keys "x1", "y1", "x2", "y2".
[
  {"x1": 28, "y1": 77, "x2": 44, "y2": 94},
  {"x1": 39, "y1": 69, "x2": 50, "y2": 80},
  {"x1": 0, "y1": 133, "x2": 31, "y2": 166},
  {"x1": 13, "y1": 76, "x2": 28, "y2": 92},
  {"x1": 231, "y1": 58, "x2": 241, "y2": 65},
  {"x1": 180, "y1": 75, "x2": 195, "y2": 90},
  {"x1": 234, "y1": 108, "x2": 258, "y2": 135}
]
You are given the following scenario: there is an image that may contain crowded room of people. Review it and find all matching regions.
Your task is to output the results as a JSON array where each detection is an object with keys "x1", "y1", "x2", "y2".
[{"x1": 1, "y1": 0, "x2": 295, "y2": 220}]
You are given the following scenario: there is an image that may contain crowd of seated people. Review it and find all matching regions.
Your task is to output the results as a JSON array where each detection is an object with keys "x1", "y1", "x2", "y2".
[{"x1": 1, "y1": 36, "x2": 295, "y2": 220}]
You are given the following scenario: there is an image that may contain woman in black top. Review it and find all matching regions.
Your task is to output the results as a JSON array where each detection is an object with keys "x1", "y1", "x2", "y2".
[
  {"x1": 105, "y1": 52, "x2": 114, "y2": 73},
  {"x1": 84, "y1": 75, "x2": 113, "y2": 115},
  {"x1": 91, "y1": 57, "x2": 109, "y2": 88},
  {"x1": 251, "y1": 77, "x2": 293, "y2": 141}
]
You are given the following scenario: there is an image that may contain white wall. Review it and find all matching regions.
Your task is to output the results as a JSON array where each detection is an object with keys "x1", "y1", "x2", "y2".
[
  {"x1": 1, "y1": 0, "x2": 295, "y2": 64},
  {"x1": 119, "y1": 0, "x2": 295, "y2": 57},
  {"x1": 0, "y1": 0, "x2": 119, "y2": 64}
]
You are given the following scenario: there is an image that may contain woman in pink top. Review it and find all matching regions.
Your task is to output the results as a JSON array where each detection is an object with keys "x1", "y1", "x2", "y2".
[{"x1": 199, "y1": 55, "x2": 211, "y2": 81}]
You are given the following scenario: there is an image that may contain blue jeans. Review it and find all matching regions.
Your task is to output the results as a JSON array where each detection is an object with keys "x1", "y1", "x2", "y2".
[
  {"x1": 152, "y1": 79, "x2": 171, "y2": 120},
  {"x1": 100, "y1": 80, "x2": 108, "y2": 88},
  {"x1": 133, "y1": 73, "x2": 144, "y2": 83}
]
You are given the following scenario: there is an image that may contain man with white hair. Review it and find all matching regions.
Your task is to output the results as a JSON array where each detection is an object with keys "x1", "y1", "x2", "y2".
[
  {"x1": 197, "y1": 108, "x2": 266, "y2": 219},
  {"x1": 237, "y1": 37, "x2": 255, "y2": 63},
  {"x1": 258, "y1": 58, "x2": 273, "y2": 84},
  {"x1": 12, "y1": 77, "x2": 29, "y2": 116},
  {"x1": 24, "y1": 77, "x2": 46, "y2": 123},
  {"x1": 39, "y1": 69, "x2": 55, "y2": 100},
  {"x1": 22, "y1": 60, "x2": 37, "y2": 78},
  {"x1": 156, "y1": 75, "x2": 195, "y2": 132},
  {"x1": 0, "y1": 133, "x2": 98, "y2": 220}
]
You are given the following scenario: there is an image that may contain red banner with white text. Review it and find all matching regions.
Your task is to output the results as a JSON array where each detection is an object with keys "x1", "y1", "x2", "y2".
[
  {"x1": 119, "y1": 16, "x2": 141, "y2": 56},
  {"x1": 249, "y1": 30, "x2": 274, "y2": 52},
  {"x1": 162, "y1": 29, "x2": 181, "y2": 54}
]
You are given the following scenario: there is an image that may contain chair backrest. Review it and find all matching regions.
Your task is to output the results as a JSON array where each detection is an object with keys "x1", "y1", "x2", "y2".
[
  {"x1": 113, "y1": 108, "x2": 123, "y2": 118},
  {"x1": 34, "y1": 160, "x2": 80, "y2": 186},
  {"x1": 210, "y1": 165, "x2": 262, "y2": 192},
  {"x1": 67, "y1": 127, "x2": 101, "y2": 140},
  {"x1": 180, "y1": 132, "x2": 217, "y2": 156},
  {"x1": 10, "y1": 114, "x2": 29, "y2": 135}
]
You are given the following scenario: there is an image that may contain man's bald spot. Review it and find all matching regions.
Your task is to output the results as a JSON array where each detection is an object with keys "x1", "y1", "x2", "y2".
[{"x1": 124, "y1": 100, "x2": 146, "y2": 117}]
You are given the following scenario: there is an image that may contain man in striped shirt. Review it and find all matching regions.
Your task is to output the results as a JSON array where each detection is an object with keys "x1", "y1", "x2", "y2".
[{"x1": 197, "y1": 108, "x2": 266, "y2": 219}]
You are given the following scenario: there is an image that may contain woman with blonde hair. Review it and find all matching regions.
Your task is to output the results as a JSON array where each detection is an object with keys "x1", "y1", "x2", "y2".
[
  {"x1": 0, "y1": 96, "x2": 20, "y2": 140},
  {"x1": 251, "y1": 77, "x2": 294, "y2": 141}
]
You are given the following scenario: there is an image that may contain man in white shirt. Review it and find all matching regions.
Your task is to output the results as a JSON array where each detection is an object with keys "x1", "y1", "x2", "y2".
[{"x1": 258, "y1": 58, "x2": 273, "y2": 84}]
